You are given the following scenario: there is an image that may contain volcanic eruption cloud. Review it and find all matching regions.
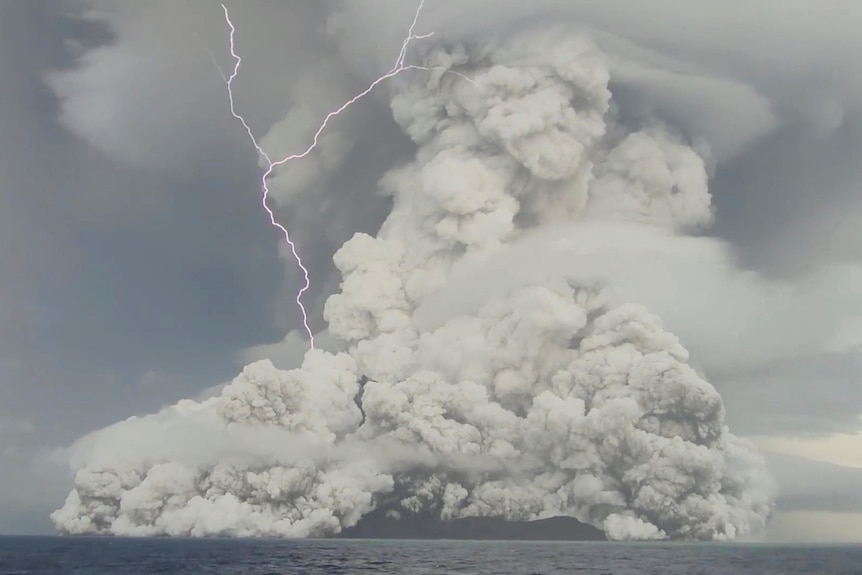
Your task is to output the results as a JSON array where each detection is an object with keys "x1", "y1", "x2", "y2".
[{"x1": 51, "y1": 2, "x2": 778, "y2": 541}]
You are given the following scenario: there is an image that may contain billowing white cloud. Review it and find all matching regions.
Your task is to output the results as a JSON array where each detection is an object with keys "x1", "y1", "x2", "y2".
[
  {"x1": 52, "y1": 24, "x2": 782, "y2": 541},
  {"x1": 35, "y1": 0, "x2": 862, "y2": 544}
]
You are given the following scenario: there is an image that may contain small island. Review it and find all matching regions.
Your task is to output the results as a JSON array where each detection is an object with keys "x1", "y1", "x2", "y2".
[{"x1": 337, "y1": 510, "x2": 606, "y2": 541}]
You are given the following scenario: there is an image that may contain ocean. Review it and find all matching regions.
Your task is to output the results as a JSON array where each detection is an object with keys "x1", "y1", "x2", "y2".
[{"x1": 1, "y1": 537, "x2": 861, "y2": 574}]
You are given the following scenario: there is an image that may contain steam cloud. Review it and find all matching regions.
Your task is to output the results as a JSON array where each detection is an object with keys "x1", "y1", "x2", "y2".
[{"x1": 51, "y1": 23, "x2": 775, "y2": 540}]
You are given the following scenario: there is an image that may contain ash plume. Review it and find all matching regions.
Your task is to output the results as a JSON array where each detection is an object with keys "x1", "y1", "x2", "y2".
[{"x1": 52, "y1": 23, "x2": 774, "y2": 541}]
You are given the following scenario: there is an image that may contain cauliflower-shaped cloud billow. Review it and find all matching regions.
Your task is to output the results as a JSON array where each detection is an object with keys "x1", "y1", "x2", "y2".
[{"x1": 52, "y1": 25, "x2": 773, "y2": 541}]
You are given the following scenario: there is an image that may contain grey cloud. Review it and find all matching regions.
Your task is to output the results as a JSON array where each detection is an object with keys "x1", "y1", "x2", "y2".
[
  {"x1": 720, "y1": 351, "x2": 862, "y2": 436},
  {"x1": 765, "y1": 453, "x2": 862, "y2": 514}
]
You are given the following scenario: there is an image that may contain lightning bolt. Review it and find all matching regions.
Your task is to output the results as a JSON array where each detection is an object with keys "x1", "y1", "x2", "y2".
[
  {"x1": 219, "y1": 1, "x2": 477, "y2": 350},
  {"x1": 219, "y1": 1, "x2": 435, "y2": 350}
]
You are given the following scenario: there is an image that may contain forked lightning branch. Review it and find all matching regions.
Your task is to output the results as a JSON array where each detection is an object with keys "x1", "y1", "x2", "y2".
[{"x1": 218, "y1": 0, "x2": 433, "y2": 350}]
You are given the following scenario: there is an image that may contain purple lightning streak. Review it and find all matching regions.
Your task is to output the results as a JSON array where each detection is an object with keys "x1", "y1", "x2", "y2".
[{"x1": 219, "y1": 0, "x2": 432, "y2": 350}]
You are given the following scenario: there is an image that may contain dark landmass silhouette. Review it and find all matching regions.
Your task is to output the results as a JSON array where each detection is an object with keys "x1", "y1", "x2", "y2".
[{"x1": 336, "y1": 510, "x2": 607, "y2": 541}]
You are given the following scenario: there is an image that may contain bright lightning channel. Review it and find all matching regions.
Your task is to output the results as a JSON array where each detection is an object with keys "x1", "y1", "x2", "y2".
[{"x1": 219, "y1": 1, "x2": 434, "y2": 350}]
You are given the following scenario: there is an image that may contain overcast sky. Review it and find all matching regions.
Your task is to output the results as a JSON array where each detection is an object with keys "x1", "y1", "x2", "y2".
[{"x1": 2, "y1": 0, "x2": 862, "y2": 540}]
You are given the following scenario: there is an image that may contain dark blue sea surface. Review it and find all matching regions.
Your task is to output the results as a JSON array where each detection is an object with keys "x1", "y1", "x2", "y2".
[{"x1": 1, "y1": 536, "x2": 861, "y2": 574}]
